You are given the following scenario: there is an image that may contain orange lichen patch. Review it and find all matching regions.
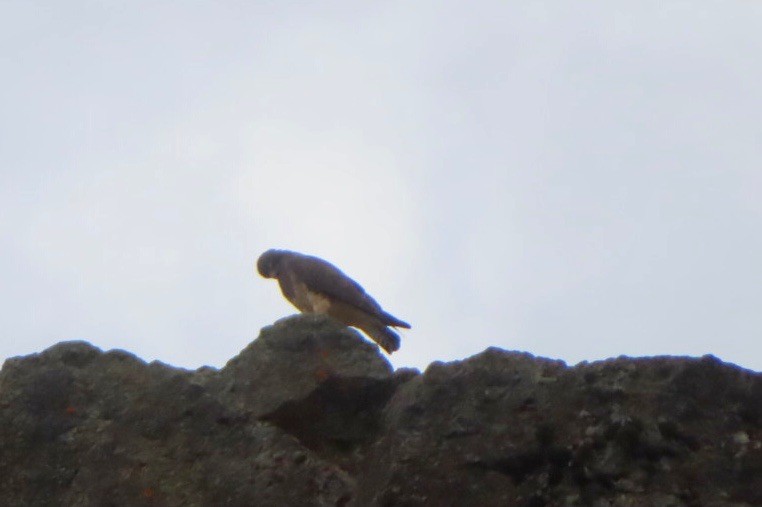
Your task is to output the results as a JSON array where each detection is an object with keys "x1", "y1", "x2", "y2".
[
  {"x1": 142, "y1": 487, "x2": 155, "y2": 498},
  {"x1": 314, "y1": 367, "x2": 331, "y2": 382},
  {"x1": 65, "y1": 406, "x2": 77, "y2": 415}
]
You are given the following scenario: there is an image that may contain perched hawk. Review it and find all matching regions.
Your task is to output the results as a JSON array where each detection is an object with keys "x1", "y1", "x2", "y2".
[{"x1": 256, "y1": 249, "x2": 410, "y2": 353}]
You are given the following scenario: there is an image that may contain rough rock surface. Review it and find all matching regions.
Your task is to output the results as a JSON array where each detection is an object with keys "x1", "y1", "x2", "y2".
[{"x1": 1, "y1": 314, "x2": 760, "y2": 506}]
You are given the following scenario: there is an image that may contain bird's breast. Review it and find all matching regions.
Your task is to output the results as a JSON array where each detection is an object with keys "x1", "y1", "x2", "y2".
[{"x1": 290, "y1": 281, "x2": 331, "y2": 314}]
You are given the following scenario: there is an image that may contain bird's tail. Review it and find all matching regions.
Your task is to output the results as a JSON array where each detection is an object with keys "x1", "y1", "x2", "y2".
[
  {"x1": 382, "y1": 312, "x2": 411, "y2": 329},
  {"x1": 366, "y1": 324, "x2": 401, "y2": 354}
]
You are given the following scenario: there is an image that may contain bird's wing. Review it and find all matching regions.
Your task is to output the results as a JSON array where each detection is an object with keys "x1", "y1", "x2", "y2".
[{"x1": 284, "y1": 253, "x2": 387, "y2": 317}]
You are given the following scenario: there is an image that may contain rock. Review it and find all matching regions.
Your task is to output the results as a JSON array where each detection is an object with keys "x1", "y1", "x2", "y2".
[
  {"x1": 0, "y1": 333, "x2": 353, "y2": 507},
  {"x1": 206, "y1": 315, "x2": 398, "y2": 469},
  {"x1": 353, "y1": 351, "x2": 762, "y2": 507},
  {"x1": 1, "y1": 315, "x2": 760, "y2": 506},
  {"x1": 210, "y1": 315, "x2": 393, "y2": 415}
]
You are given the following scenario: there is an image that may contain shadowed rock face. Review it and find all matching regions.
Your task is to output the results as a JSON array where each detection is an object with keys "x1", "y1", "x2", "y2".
[{"x1": 1, "y1": 315, "x2": 760, "y2": 506}]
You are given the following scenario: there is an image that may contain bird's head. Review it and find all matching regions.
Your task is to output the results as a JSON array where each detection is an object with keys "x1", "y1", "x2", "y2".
[{"x1": 256, "y1": 249, "x2": 285, "y2": 278}]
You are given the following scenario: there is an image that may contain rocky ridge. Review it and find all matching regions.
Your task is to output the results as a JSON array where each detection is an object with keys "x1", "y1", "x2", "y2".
[{"x1": 1, "y1": 314, "x2": 760, "y2": 506}]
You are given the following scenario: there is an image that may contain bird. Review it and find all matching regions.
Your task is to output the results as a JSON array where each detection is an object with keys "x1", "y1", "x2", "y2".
[{"x1": 256, "y1": 249, "x2": 410, "y2": 353}]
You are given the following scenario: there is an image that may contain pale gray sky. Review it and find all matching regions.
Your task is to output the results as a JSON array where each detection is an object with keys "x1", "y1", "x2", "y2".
[{"x1": 2, "y1": 2, "x2": 761, "y2": 372}]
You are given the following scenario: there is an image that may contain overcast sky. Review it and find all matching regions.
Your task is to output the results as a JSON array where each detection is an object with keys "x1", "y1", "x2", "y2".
[{"x1": 2, "y1": 2, "x2": 761, "y2": 373}]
